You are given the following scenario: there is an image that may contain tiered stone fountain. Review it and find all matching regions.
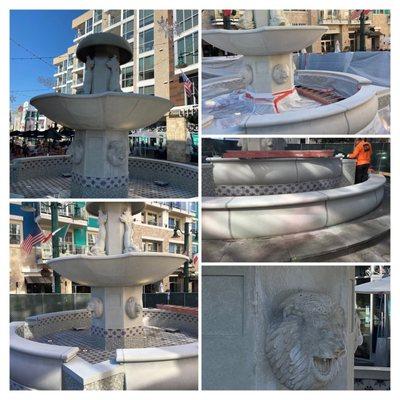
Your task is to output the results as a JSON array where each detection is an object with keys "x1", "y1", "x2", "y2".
[
  {"x1": 202, "y1": 10, "x2": 389, "y2": 134},
  {"x1": 30, "y1": 33, "x2": 176, "y2": 198},
  {"x1": 10, "y1": 202, "x2": 198, "y2": 390}
]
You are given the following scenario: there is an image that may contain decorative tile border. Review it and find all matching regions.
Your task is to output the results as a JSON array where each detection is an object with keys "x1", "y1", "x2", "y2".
[{"x1": 214, "y1": 176, "x2": 343, "y2": 197}]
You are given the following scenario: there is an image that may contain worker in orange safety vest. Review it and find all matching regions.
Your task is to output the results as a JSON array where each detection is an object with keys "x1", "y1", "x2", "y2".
[{"x1": 347, "y1": 138, "x2": 372, "y2": 184}]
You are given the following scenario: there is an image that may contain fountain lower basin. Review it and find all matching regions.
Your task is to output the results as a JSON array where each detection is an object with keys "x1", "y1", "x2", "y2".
[
  {"x1": 11, "y1": 307, "x2": 198, "y2": 390},
  {"x1": 46, "y1": 252, "x2": 188, "y2": 287},
  {"x1": 202, "y1": 26, "x2": 327, "y2": 56},
  {"x1": 202, "y1": 174, "x2": 386, "y2": 239},
  {"x1": 31, "y1": 92, "x2": 173, "y2": 131},
  {"x1": 203, "y1": 69, "x2": 386, "y2": 135}
]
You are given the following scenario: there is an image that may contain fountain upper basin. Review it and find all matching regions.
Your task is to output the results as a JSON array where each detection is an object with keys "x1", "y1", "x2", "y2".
[
  {"x1": 31, "y1": 92, "x2": 173, "y2": 130},
  {"x1": 46, "y1": 252, "x2": 188, "y2": 287},
  {"x1": 202, "y1": 26, "x2": 328, "y2": 56}
]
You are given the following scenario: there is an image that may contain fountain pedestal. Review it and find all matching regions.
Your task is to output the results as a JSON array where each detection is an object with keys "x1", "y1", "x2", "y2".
[
  {"x1": 243, "y1": 54, "x2": 294, "y2": 98},
  {"x1": 71, "y1": 130, "x2": 129, "y2": 198},
  {"x1": 90, "y1": 286, "x2": 144, "y2": 350}
]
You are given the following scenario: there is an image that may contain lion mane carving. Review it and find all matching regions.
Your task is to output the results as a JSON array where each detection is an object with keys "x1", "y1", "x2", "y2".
[{"x1": 265, "y1": 291, "x2": 347, "y2": 390}]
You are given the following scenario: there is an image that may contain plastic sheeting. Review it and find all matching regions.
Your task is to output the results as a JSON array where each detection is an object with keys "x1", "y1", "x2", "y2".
[{"x1": 297, "y1": 51, "x2": 390, "y2": 87}]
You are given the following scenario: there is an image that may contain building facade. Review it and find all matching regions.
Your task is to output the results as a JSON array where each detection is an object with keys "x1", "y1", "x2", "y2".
[
  {"x1": 12, "y1": 101, "x2": 53, "y2": 132},
  {"x1": 202, "y1": 10, "x2": 390, "y2": 55},
  {"x1": 10, "y1": 201, "x2": 198, "y2": 295}
]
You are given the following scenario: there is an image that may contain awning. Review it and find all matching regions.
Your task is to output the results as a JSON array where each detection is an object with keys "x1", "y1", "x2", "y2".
[
  {"x1": 355, "y1": 276, "x2": 390, "y2": 294},
  {"x1": 25, "y1": 276, "x2": 52, "y2": 285}
]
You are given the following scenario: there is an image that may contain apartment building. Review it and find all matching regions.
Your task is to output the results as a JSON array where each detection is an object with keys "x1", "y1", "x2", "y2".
[
  {"x1": 202, "y1": 9, "x2": 390, "y2": 54},
  {"x1": 12, "y1": 101, "x2": 52, "y2": 132},
  {"x1": 10, "y1": 201, "x2": 198, "y2": 295},
  {"x1": 53, "y1": 9, "x2": 198, "y2": 115}
]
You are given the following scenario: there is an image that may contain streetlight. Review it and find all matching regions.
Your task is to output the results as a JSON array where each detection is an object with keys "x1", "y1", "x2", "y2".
[{"x1": 171, "y1": 222, "x2": 197, "y2": 292}]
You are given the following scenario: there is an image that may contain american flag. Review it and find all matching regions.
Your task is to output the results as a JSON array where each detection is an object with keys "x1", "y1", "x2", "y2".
[
  {"x1": 20, "y1": 217, "x2": 51, "y2": 255},
  {"x1": 350, "y1": 10, "x2": 371, "y2": 20},
  {"x1": 181, "y1": 72, "x2": 193, "y2": 97}
]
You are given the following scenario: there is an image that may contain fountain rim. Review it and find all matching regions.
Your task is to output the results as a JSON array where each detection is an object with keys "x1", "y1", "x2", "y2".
[
  {"x1": 47, "y1": 251, "x2": 189, "y2": 264},
  {"x1": 202, "y1": 173, "x2": 386, "y2": 210},
  {"x1": 203, "y1": 25, "x2": 328, "y2": 35},
  {"x1": 202, "y1": 25, "x2": 328, "y2": 56},
  {"x1": 30, "y1": 90, "x2": 174, "y2": 104}
]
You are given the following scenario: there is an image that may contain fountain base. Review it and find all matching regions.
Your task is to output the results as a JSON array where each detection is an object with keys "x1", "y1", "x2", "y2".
[{"x1": 70, "y1": 129, "x2": 129, "y2": 198}]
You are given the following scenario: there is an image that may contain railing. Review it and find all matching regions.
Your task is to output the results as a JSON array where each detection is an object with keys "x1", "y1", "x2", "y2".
[
  {"x1": 10, "y1": 293, "x2": 198, "y2": 321},
  {"x1": 41, "y1": 244, "x2": 91, "y2": 260}
]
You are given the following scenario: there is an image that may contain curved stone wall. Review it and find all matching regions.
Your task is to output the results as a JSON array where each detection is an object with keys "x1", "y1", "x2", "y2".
[
  {"x1": 10, "y1": 308, "x2": 198, "y2": 390},
  {"x1": 10, "y1": 155, "x2": 198, "y2": 196},
  {"x1": 208, "y1": 157, "x2": 347, "y2": 196},
  {"x1": 202, "y1": 174, "x2": 386, "y2": 239}
]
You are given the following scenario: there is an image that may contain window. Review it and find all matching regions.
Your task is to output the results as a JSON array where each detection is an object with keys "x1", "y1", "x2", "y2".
[
  {"x1": 176, "y1": 32, "x2": 198, "y2": 67},
  {"x1": 175, "y1": 9, "x2": 198, "y2": 33},
  {"x1": 168, "y1": 217, "x2": 180, "y2": 230},
  {"x1": 68, "y1": 54, "x2": 74, "y2": 68},
  {"x1": 139, "y1": 10, "x2": 154, "y2": 27},
  {"x1": 139, "y1": 55, "x2": 154, "y2": 81},
  {"x1": 86, "y1": 18, "x2": 93, "y2": 34},
  {"x1": 121, "y1": 66, "x2": 133, "y2": 88},
  {"x1": 169, "y1": 243, "x2": 183, "y2": 254},
  {"x1": 192, "y1": 243, "x2": 198, "y2": 255},
  {"x1": 93, "y1": 23, "x2": 102, "y2": 33},
  {"x1": 147, "y1": 212, "x2": 158, "y2": 226},
  {"x1": 94, "y1": 10, "x2": 102, "y2": 23},
  {"x1": 123, "y1": 10, "x2": 134, "y2": 19},
  {"x1": 123, "y1": 21, "x2": 134, "y2": 40},
  {"x1": 142, "y1": 240, "x2": 160, "y2": 252},
  {"x1": 10, "y1": 223, "x2": 21, "y2": 245},
  {"x1": 139, "y1": 28, "x2": 154, "y2": 53},
  {"x1": 138, "y1": 85, "x2": 154, "y2": 95}
]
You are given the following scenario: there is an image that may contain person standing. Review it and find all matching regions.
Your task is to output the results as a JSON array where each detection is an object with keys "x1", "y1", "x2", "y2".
[{"x1": 347, "y1": 138, "x2": 372, "y2": 183}]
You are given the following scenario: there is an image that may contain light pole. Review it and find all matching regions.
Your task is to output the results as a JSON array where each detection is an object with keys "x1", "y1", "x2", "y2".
[
  {"x1": 50, "y1": 202, "x2": 61, "y2": 293},
  {"x1": 172, "y1": 222, "x2": 196, "y2": 293}
]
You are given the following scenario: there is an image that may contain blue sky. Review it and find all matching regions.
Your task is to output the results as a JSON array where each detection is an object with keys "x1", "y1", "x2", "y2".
[{"x1": 10, "y1": 10, "x2": 85, "y2": 110}]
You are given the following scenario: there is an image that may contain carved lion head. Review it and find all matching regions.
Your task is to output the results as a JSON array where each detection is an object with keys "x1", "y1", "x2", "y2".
[{"x1": 266, "y1": 291, "x2": 347, "y2": 390}]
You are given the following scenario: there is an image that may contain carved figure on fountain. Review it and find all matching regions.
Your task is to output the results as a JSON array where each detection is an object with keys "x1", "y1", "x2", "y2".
[
  {"x1": 107, "y1": 140, "x2": 127, "y2": 167},
  {"x1": 120, "y1": 208, "x2": 139, "y2": 253},
  {"x1": 125, "y1": 297, "x2": 142, "y2": 319},
  {"x1": 106, "y1": 55, "x2": 122, "y2": 92},
  {"x1": 90, "y1": 209, "x2": 107, "y2": 255},
  {"x1": 87, "y1": 297, "x2": 104, "y2": 318},
  {"x1": 266, "y1": 291, "x2": 347, "y2": 390},
  {"x1": 83, "y1": 56, "x2": 95, "y2": 94}
]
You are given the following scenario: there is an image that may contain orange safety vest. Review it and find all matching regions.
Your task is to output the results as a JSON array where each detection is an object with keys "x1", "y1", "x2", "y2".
[{"x1": 348, "y1": 140, "x2": 372, "y2": 166}]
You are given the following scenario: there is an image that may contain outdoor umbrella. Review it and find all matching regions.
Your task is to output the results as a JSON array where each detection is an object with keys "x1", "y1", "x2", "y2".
[
  {"x1": 355, "y1": 276, "x2": 390, "y2": 294},
  {"x1": 10, "y1": 130, "x2": 21, "y2": 137}
]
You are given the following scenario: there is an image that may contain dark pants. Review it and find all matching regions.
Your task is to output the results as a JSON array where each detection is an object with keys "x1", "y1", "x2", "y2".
[{"x1": 355, "y1": 164, "x2": 370, "y2": 184}]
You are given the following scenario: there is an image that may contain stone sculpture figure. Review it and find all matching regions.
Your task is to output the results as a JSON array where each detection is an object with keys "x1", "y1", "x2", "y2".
[
  {"x1": 265, "y1": 291, "x2": 347, "y2": 390},
  {"x1": 120, "y1": 208, "x2": 138, "y2": 253},
  {"x1": 107, "y1": 140, "x2": 127, "y2": 167},
  {"x1": 90, "y1": 210, "x2": 107, "y2": 255},
  {"x1": 106, "y1": 55, "x2": 121, "y2": 92},
  {"x1": 83, "y1": 56, "x2": 95, "y2": 94}
]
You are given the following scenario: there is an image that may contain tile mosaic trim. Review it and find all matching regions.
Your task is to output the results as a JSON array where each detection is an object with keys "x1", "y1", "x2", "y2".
[{"x1": 214, "y1": 176, "x2": 343, "y2": 197}]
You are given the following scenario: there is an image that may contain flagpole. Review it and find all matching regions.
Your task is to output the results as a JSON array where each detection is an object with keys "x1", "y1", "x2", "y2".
[{"x1": 51, "y1": 203, "x2": 61, "y2": 293}]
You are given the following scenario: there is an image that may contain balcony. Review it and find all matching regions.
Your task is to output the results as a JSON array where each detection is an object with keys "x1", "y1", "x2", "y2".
[{"x1": 41, "y1": 244, "x2": 91, "y2": 261}]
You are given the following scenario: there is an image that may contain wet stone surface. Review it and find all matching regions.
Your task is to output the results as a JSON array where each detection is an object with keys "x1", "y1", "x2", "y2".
[
  {"x1": 10, "y1": 176, "x2": 193, "y2": 198},
  {"x1": 32, "y1": 326, "x2": 197, "y2": 364}
]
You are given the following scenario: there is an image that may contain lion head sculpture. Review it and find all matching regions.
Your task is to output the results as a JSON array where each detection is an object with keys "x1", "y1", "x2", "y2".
[{"x1": 266, "y1": 291, "x2": 347, "y2": 390}]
